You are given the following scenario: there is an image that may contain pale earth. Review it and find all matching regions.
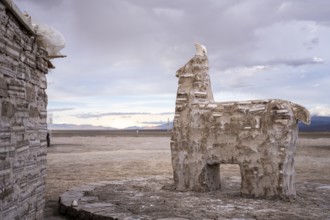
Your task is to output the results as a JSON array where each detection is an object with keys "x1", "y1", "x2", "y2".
[{"x1": 45, "y1": 133, "x2": 330, "y2": 219}]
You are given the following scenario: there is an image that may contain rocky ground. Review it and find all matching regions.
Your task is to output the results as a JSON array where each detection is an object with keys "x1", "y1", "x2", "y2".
[{"x1": 45, "y1": 133, "x2": 330, "y2": 219}]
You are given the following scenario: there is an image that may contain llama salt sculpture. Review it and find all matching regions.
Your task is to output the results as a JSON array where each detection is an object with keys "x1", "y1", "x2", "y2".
[{"x1": 170, "y1": 43, "x2": 310, "y2": 198}]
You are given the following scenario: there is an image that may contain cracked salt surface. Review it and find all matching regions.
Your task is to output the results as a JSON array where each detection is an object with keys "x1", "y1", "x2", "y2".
[
  {"x1": 60, "y1": 177, "x2": 330, "y2": 219},
  {"x1": 48, "y1": 135, "x2": 330, "y2": 219}
]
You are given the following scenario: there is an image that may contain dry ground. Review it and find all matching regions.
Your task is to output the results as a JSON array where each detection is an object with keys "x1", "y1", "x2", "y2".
[{"x1": 45, "y1": 133, "x2": 330, "y2": 219}]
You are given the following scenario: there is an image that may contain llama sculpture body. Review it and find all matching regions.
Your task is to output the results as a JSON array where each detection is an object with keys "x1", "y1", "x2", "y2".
[{"x1": 170, "y1": 43, "x2": 311, "y2": 198}]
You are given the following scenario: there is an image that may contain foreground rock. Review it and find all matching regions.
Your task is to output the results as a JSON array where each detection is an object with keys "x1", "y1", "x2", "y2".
[{"x1": 59, "y1": 177, "x2": 330, "y2": 219}]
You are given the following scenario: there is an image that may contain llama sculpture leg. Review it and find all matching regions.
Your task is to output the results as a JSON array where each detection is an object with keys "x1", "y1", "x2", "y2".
[{"x1": 171, "y1": 43, "x2": 310, "y2": 198}]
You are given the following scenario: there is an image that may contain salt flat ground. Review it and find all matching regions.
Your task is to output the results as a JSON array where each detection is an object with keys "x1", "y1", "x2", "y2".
[{"x1": 45, "y1": 133, "x2": 330, "y2": 219}]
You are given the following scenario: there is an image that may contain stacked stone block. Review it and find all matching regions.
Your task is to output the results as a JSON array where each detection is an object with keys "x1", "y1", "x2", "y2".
[{"x1": 0, "y1": 0, "x2": 49, "y2": 219}]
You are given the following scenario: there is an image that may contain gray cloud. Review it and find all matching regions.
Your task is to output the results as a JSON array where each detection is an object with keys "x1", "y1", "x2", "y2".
[
  {"x1": 48, "y1": 108, "x2": 75, "y2": 112},
  {"x1": 20, "y1": 0, "x2": 330, "y2": 81},
  {"x1": 275, "y1": 0, "x2": 330, "y2": 26},
  {"x1": 303, "y1": 37, "x2": 319, "y2": 50},
  {"x1": 157, "y1": 112, "x2": 174, "y2": 115},
  {"x1": 75, "y1": 111, "x2": 174, "y2": 119},
  {"x1": 14, "y1": 0, "x2": 330, "y2": 118},
  {"x1": 19, "y1": 0, "x2": 64, "y2": 8},
  {"x1": 75, "y1": 112, "x2": 150, "y2": 119},
  {"x1": 229, "y1": 82, "x2": 256, "y2": 89},
  {"x1": 266, "y1": 57, "x2": 324, "y2": 67},
  {"x1": 141, "y1": 121, "x2": 165, "y2": 125},
  {"x1": 220, "y1": 56, "x2": 325, "y2": 72}
]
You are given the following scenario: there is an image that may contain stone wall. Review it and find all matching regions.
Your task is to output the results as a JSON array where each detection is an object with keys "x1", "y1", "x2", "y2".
[{"x1": 0, "y1": 0, "x2": 49, "y2": 219}]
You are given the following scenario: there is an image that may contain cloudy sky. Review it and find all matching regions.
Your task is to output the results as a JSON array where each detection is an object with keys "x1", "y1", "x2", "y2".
[{"x1": 15, "y1": 0, "x2": 330, "y2": 128}]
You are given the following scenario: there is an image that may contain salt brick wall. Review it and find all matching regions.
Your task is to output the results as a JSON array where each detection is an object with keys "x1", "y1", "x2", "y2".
[{"x1": 0, "y1": 1, "x2": 49, "y2": 219}]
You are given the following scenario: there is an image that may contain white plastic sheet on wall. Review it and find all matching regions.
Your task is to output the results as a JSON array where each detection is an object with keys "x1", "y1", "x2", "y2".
[{"x1": 33, "y1": 22, "x2": 65, "y2": 57}]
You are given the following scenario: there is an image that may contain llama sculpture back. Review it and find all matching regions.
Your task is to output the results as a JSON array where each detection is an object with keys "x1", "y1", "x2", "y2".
[{"x1": 170, "y1": 43, "x2": 310, "y2": 198}]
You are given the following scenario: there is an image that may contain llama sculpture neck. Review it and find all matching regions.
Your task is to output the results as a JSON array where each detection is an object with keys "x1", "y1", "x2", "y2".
[{"x1": 175, "y1": 44, "x2": 214, "y2": 113}]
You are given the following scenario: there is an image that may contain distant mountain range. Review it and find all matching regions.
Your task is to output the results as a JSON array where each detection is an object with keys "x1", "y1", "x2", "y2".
[
  {"x1": 48, "y1": 116, "x2": 330, "y2": 132},
  {"x1": 299, "y1": 116, "x2": 330, "y2": 132},
  {"x1": 106, "y1": 122, "x2": 173, "y2": 130}
]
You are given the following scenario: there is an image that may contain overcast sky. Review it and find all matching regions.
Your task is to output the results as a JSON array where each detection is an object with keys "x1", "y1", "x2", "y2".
[{"x1": 15, "y1": 0, "x2": 330, "y2": 128}]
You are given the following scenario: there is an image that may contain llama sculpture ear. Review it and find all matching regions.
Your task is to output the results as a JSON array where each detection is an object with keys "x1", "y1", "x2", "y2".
[{"x1": 195, "y1": 42, "x2": 207, "y2": 56}]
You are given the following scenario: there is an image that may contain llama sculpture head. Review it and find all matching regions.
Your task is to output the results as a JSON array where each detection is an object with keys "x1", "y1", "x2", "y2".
[
  {"x1": 171, "y1": 43, "x2": 311, "y2": 198},
  {"x1": 194, "y1": 42, "x2": 207, "y2": 56}
]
